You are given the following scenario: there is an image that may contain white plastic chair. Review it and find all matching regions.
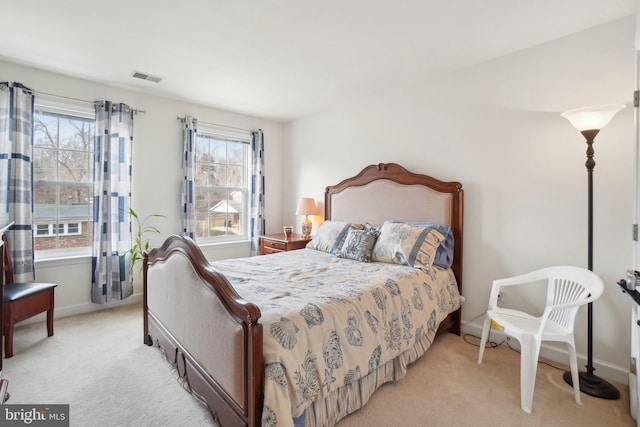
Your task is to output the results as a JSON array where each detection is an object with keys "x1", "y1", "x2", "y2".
[{"x1": 477, "y1": 266, "x2": 604, "y2": 413}]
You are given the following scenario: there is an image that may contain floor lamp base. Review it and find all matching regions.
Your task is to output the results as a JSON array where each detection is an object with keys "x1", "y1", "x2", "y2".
[{"x1": 563, "y1": 370, "x2": 620, "y2": 400}]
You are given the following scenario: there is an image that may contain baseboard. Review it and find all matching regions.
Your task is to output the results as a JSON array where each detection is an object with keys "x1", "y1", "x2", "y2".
[
  {"x1": 463, "y1": 321, "x2": 629, "y2": 386},
  {"x1": 56, "y1": 293, "x2": 143, "y2": 318},
  {"x1": 14, "y1": 293, "x2": 143, "y2": 328}
]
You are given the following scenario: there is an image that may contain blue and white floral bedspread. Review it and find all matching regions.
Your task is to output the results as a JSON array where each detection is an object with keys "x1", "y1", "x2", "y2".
[{"x1": 211, "y1": 248, "x2": 460, "y2": 427}]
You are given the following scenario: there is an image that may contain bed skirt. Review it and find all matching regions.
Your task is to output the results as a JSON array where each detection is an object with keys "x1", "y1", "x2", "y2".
[{"x1": 292, "y1": 326, "x2": 437, "y2": 427}]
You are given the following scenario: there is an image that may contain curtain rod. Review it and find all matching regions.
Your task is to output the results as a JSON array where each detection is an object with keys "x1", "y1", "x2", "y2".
[
  {"x1": 33, "y1": 89, "x2": 146, "y2": 114},
  {"x1": 176, "y1": 116, "x2": 252, "y2": 133}
]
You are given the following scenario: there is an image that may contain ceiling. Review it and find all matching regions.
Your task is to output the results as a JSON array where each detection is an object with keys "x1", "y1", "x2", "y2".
[{"x1": 1, "y1": 1, "x2": 638, "y2": 122}]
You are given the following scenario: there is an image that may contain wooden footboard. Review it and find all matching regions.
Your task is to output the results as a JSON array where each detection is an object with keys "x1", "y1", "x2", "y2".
[{"x1": 143, "y1": 235, "x2": 263, "y2": 427}]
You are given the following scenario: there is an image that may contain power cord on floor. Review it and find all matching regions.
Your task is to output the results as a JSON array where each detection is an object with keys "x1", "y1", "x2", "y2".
[
  {"x1": 463, "y1": 323, "x2": 567, "y2": 372},
  {"x1": 461, "y1": 311, "x2": 507, "y2": 348},
  {"x1": 463, "y1": 330, "x2": 507, "y2": 349}
]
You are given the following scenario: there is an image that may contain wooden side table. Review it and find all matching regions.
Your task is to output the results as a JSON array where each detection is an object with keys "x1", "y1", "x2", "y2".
[{"x1": 260, "y1": 233, "x2": 312, "y2": 255}]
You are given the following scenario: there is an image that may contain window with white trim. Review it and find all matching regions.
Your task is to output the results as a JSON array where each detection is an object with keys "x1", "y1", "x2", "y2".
[
  {"x1": 194, "y1": 126, "x2": 250, "y2": 243},
  {"x1": 33, "y1": 101, "x2": 95, "y2": 254},
  {"x1": 35, "y1": 222, "x2": 82, "y2": 237}
]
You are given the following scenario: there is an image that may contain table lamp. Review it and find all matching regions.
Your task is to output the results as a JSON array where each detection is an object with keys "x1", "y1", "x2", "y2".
[{"x1": 296, "y1": 198, "x2": 317, "y2": 238}]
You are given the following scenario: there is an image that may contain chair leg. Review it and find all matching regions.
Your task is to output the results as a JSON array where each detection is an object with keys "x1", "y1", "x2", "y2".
[
  {"x1": 566, "y1": 342, "x2": 581, "y2": 405},
  {"x1": 519, "y1": 334, "x2": 540, "y2": 414},
  {"x1": 4, "y1": 321, "x2": 14, "y2": 358},
  {"x1": 47, "y1": 289, "x2": 55, "y2": 337},
  {"x1": 46, "y1": 309, "x2": 54, "y2": 337},
  {"x1": 478, "y1": 315, "x2": 491, "y2": 364}
]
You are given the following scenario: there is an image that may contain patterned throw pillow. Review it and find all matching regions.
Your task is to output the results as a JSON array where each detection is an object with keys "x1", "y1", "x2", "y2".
[
  {"x1": 337, "y1": 229, "x2": 378, "y2": 262},
  {"x1": 334, "y1": 222, "x2": 381, "y2": 253},
  {"x1": 306, "y1": 221, "x2": 352, "y2": 254},
  {"x1": 389, "y1": 220, "x2": 454, "y2": 269},
  {"x1": 372, "y1": 221, "x2": 445, "y2": 271},
  {"x1": 335, "y1": 223, "x2": 364, "y2": 252}
]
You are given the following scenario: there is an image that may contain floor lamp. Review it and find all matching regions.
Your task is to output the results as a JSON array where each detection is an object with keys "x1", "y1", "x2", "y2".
[{"x1": 560, "y1": 104, "x2": 625, "y2": 399}]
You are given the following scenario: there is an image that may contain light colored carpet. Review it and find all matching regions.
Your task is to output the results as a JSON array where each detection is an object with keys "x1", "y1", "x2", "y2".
[
  {"x1": 1, "y1": 303, "x2": 635, "y2": 427},
  {"x1": 3, "y1": 303, "x2": 212, "y2": 426},
  {"x1": 337, "y1": 334, "x2": 634, "y2": 427}
]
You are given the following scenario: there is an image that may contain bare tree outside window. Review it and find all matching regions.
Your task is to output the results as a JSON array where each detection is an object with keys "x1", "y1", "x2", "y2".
[{"x1": 33, "y1": 110, "x2": 94, "y2": 251}]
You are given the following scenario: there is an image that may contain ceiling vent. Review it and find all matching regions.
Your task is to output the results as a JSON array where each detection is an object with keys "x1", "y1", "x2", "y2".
[{"x1": 131, "y1": 71, "x2": 163, "y2": 83}]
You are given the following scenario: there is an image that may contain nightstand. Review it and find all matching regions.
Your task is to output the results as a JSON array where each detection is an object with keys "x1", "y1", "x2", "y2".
[{"x1": 260, "y1": 233, "x2": 312, "y2": 255}]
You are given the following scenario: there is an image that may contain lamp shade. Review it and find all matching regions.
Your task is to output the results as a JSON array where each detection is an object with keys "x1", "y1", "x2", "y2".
[
  {"x1": 561, "y1": 104, "x2": 625, "y2": 131},
  {"x1": 296, "y1": 198, "x2": 317, "y2": 216}
]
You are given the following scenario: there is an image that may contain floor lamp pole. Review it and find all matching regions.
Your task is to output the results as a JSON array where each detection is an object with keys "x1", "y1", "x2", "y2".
[{"x1": 561, "y1": 129, "x2": 620, "y2": 399}]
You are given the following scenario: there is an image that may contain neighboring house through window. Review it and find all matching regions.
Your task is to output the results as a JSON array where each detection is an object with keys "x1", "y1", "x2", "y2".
[
  {"x1": 195, "y1": 125, "x2": 250, "y2": 243},
  {"x1": 33, "y1": 101, "x2": 95, "y2": 256}
]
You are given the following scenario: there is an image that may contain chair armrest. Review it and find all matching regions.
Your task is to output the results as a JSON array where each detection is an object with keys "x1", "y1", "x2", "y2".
[
  {"x1": 487, "y1": 271, "x2": 548, "y2": 310},
  {"x1": 493, "y1": 269, "x2": 552, "y2": 287}
]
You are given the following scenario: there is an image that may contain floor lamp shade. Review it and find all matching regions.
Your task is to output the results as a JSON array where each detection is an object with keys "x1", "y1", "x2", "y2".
[
  {"x1": 561, "y1": 104, "x2": 625, "y2": 131},
  {"x1": 559, "y1": 104, "x2": 624, "y2": 400}
]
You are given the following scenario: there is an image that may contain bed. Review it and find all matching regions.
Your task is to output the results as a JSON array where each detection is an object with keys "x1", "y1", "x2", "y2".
[{"x1": 143, "y1": 163, "x2": 464, "y2": 427}]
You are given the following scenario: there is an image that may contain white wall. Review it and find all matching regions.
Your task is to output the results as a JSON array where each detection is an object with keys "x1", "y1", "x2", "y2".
[
  {"x1": 1, "y1": 59, "x2": 285, "y2": 318},
  {"x1": 283, "y1": 16, "x2": 636, "y2": 383}
]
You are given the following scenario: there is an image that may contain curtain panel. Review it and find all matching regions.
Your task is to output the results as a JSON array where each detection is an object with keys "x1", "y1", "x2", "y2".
[
  {"x1": 250, "y1": 129, "x2": 265, "y2": 256},
  {"x1": 91, "y1": 101, "x2": 133, "y2": 304},
  {"x1": 180, "y1": 116, "x2": 197, "y2": 240},
  {"x1": 0, "y1": 82, "x2": 36, "y2": 282}
]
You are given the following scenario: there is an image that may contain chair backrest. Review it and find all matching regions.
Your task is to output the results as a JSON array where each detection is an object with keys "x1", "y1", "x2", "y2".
[
  {"x1": 1, "y1": 233, "x2": 14, "y2": 285},
  {"x1": 543, "y1": 266, "x2": 604, "y2": 331}
]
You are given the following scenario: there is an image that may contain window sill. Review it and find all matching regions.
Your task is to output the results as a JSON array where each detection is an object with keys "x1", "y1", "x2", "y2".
[
  {"x1": 33, "y1": 239, "x2": 252, "y2": 266},
  {"x1": 35, "y1": 251, "x2": 91, "y2": 267},
  {"x1": 197, "y1": 239, "x2": 251, "y2": 249},
  {"x1": 198, "y1": 238, "x2": 252, "y2": 261}
]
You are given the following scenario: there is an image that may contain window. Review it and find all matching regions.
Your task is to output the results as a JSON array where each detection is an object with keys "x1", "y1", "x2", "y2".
[
  {"x1": 33, "y1": 104, "x2": 95, "y2": 254},
  {"x1": 35, "y1": 223, "x2": 82, "y2": 237},
  {"x1": 194, "y1": 128, "x2": 250, "y2": 243}
]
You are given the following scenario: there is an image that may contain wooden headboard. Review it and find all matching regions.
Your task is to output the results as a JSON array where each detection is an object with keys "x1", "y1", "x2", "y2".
[{"x1": 325, "y1": 162, "x2": 464, "y2": 333}]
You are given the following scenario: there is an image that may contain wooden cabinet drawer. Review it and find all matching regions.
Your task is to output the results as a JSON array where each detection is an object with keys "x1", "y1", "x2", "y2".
[
  {"x1": 262, "y1": 245, "x2": 283, "y2": 255},
  {"x1": 265, "y1": 240, "x2": 286, "y2": 251}
]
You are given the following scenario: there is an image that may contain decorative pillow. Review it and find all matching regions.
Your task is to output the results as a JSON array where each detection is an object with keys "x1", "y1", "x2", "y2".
[
  {"x1": 389, "y1": 220, "x2": 454, "y2": 269},
  {"x1": 337, "y1": 229, "x2": 378, "y2": 262},
  {"x1": 363, "y1": 222, "x2": 381, "y2": 238},
  {"x1": 335, "y1": 223, "x2": 364, "y2": 252},
  {"x1": 334, "y1": 222, "x2": 381, "y2": 253},
  {"x1": 306, "y1": 221, "x2": 352, "y2": 254},
  {"x1": 372, "y1": 221, "x2": 445, "y2": 271}
]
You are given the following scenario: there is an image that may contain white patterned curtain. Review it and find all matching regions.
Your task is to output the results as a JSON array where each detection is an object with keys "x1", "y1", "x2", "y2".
[
  {"x1": 250, "y1": 129, "x2": 265, "y2": 256},
  {"x1": 180, "y1": 116, "x2": 197, "y2": 239},
  {"x1": 91, "y1": 101, "x2": 133, "y2": 304},
  {"x1": 0, "y1": 82, "x2": 35, "y2": 282}
]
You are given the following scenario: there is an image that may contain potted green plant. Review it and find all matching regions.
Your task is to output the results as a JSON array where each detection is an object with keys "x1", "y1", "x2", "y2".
[{"x1": 122, "y1": 208, "x2": 165, "y2": 274}]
